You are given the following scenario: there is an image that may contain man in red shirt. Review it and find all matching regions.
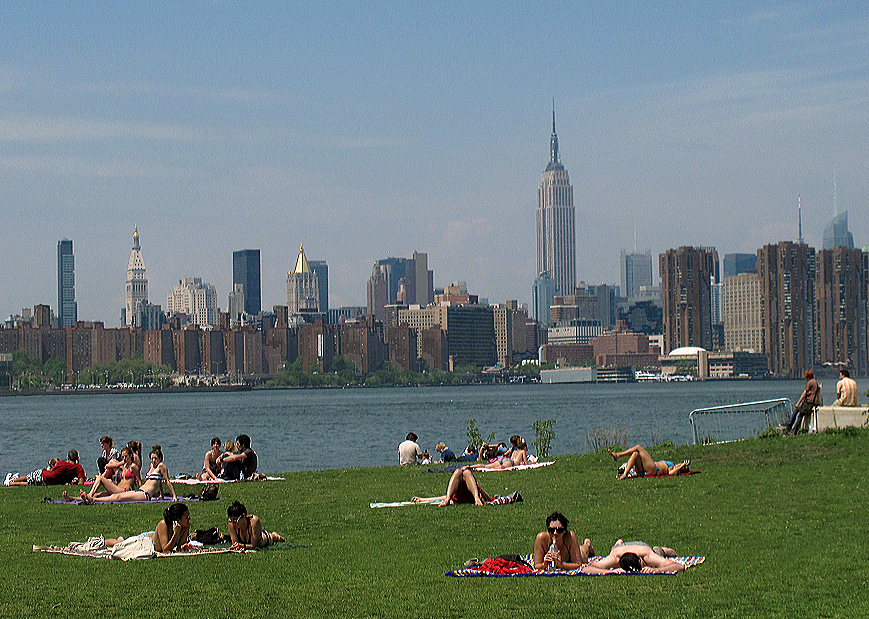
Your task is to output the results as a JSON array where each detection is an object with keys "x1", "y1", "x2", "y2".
[{"x1": 5, "y1": 450, "x2": 86, "y2": 486}]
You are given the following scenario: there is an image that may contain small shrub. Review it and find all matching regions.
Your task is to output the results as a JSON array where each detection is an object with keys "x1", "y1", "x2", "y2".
[
  {"x1": 466, "y1": 419, "x2": 494, "y2": 450},
  {"x1": 586, "y1": 425, "x2": 629, "y2": 452},
  {"x1": 533, "y1": 419, "x2": 556, "y2": 458},
  {"x1": 757, "y1": 426, "x2": 781, "y2": 440}
]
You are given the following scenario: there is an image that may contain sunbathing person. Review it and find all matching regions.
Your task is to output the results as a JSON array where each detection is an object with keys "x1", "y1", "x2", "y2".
[
  {"x1": 105, "y1": 503, "x2": 193, "y2": 552},
  {"x1": 581, "y1": 540, "x2": 684, "y2": 574},
  {"x1": 198, "y1": 437, "x2": 223, "y2": 481},
  {"x1": 472, "y1": 436, "x2": 530, "y2": 470},
  {"x1": 608, "y1": 445, "x2": 690, "y2": 480},
  {"x1": 226, "y1": 500, "x2": 285, "y2": 549},
  {"x1": 532, "y1": 511, "x2": 594, "y2": 570},
  {"x1": 411, "y1": 466, "x2": 491, "y2": 506},
  {"x1": 5, "y1": 451, "x2": 86, "y2": 486},
  {"x1": 64, "y1": 445, "x2": 177, "y2": 503},
  {"x1": 126, "y1": 440, "x2": 143, "y2": 470},
  {"x1": 88, "y1": 446, "x2": 141, "y2": 497}
]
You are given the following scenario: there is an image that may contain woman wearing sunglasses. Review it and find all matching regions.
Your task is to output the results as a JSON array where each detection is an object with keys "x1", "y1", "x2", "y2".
[{"x1": 532, "y1": 512, "x2": 594, "y2": 571}]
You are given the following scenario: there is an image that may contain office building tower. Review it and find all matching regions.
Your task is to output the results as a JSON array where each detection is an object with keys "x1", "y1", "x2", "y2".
[
  {"x1": 536, "y1": 107, "x2": 575, "y2": 296},
  {"x1": 232, "y1": 249, "x2": 261, "y2": 317},
  {"x1": 287, "y1": 245, "x2": 319, "y2": 315},
  {"x1": 228, "y1": 283, "x2": 245, "y2": 325},
  {"x1": 659, "y1": 247, "x2": 719, "y2": 353},
  {"x1": 57, "y1": 239, "x2": 77, "y2": 328},
  {"x1": 123, "y1": 227, "x2": 148, "y2": 327},
  {"x1": 822, "y1": 211, "x2": 854, "y2": 250},
  {"x1": 815, "y1": 247, "x2": 867, "y2": 375},
  {"x1": 532, "y1": 272, "x2": 556, "y2": 325},
  {"x1": 366, "y1": 253, "x2": 433, "y2": 320},
  {"x1": 308, "y1": 260, "x2": 330, "y2": 317},
  {"x1": 166, "y1": 277, "x2": 218, "y2": 327},
  {"x1": 723, "y1": 273, "x2": 763, "y2": 353},
  {"x1": 620, "y1": 250, "x2": 653, "y2": 299},
  {"x1": 757, "y1": 242, "x2": 816, "y2": 377},
  {"x1": 723, "y1": 253, "x2": 757, "y2": 278}
]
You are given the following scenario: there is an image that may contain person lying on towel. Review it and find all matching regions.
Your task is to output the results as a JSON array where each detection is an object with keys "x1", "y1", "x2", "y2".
[
  {"x1": 608, "y1": 444, "x2": 689, "y2": 480},
  {"x1": 581, "y1": 540, "x2": 684, "y2": 574},
  {"x1": 105, "y1": 503, "x2": 193, "y2": 553},
  {"x1": 411, "y1": 466, "x2": 491, "y2": 506}
]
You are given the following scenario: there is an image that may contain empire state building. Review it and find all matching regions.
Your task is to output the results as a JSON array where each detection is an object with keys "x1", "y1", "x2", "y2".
[{"x1": 536, "y1": 108, "x2": 575, "y2": 297}]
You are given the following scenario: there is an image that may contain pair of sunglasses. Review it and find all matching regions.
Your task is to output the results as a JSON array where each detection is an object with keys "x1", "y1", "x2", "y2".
[{"x1": 547, "y1": 526, "x2": 566, "y2": 534}]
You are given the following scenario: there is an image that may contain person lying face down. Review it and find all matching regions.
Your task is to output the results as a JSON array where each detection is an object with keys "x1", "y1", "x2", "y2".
[
  {"x1": 226, "y1": 500, "x2": 285, "y2": 549},
  {"x1": 581, "y1": 540, "x2": 684, "y2": 574},
  {"x1": 6, "y1": 451, "x2": 86, "y2": 486}
]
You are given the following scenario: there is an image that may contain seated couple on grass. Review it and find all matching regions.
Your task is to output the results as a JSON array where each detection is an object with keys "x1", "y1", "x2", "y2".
[{"x1": 609, "y1": 444, "x2": 690, "y2": 480}]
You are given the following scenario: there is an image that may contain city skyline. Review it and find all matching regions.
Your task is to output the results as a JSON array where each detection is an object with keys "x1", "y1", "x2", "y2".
[{"x1": 2, "y1": 3, "x2": 868, "y2": 324}]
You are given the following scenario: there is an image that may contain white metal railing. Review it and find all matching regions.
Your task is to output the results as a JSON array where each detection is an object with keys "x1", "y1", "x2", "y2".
[{"x1": 689, "y1": 398, "x2": 793, "y2": 445}]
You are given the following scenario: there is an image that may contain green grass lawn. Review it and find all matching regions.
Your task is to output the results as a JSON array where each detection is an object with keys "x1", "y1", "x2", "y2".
[{"x1": 1, "y1": 429, "x2": 866, "y2": 618}]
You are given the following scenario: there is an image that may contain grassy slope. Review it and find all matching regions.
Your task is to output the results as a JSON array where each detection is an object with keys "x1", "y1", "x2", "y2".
[{"x1": 1, "y1": 430, "x2": 866, "y2": 619}]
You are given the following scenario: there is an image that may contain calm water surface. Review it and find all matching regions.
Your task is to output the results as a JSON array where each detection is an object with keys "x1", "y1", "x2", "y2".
[{"x1": 2, "y1": 378, "x2": 864, "y2": 476}]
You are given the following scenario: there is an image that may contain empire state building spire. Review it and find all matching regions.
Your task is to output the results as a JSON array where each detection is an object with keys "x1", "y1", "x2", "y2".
[
  {"x1": 550, "y1": 104, "x2": 559, "y2": 164},
  {"x1": 537, "y1": 102, "x2": 575, "y2": 297}
]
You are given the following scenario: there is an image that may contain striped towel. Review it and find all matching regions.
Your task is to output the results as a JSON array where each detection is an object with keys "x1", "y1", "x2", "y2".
[{"x1": 447, "y1": 554, "x2": 705, "y2": 577}]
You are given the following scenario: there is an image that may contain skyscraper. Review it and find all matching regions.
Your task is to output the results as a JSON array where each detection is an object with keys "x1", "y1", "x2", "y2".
[
  {"x1": 620, "y1": 250, "x2": 653, "y2": 299},
  {"x1": 536, "y1": 106, "x2": 575, "y2": 297},
  {"x1": 232, "y1": 249, "x2": 261, "y2": 317},
  {"x1": 723, "y1": 253, "x2": 757, "y2": 278},
  {"x1": 815, "y1": 247, "x2": 867, "y2": 375},
  {"x1": 287, "y1": 245, "x2": 319, "y2": 315},
  {"x1": 822, "y1": 211, "x2": 854, "y2": 250},
  {"x1": 308, "y1": 260, "x2": 329, "y2": 317},
  {"x1": 659, "y1": 246, "x2": 719, "y2": 354},
  {"x1": 57, "y1": 239, "x2": 77, "y2": 328},
  {"x1": 123, "y1": 227, "x2": 148, "y2": 327},
  {"x1": 166, "y1": 277, "x2": 218, "y2": 327},
  {"x1": 757, "y1": 242, "x2": 816, "y2": 377}
]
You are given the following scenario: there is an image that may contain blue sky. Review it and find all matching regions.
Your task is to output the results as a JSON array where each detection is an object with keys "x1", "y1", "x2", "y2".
[{"x1": 2, "y1": 2, "x2": 867, "y2": 324}]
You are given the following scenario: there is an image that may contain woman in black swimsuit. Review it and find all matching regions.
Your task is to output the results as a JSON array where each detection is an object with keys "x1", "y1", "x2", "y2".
[
  {"x1": 533, "y1": 511, "x2": 594, "y2": 570},
  {"x1": 227, "y1": 501, "x2": 285, "y2": 549}
]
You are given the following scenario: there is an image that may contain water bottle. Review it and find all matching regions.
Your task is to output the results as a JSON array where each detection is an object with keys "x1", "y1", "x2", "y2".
[{"x1": 547, "y1": 539, "x2": 557, "y2": 571}]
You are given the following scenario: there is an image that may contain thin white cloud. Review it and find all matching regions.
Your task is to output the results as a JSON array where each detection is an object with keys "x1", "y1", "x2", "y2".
[
  {"x1": 0, "y1": 114, "x2": 210, "y2": 143},
  {"x1": 68, "y1": 79, "x2": 288, "y2": 106},
  {"x1": 0, "y1": 154, "x2": 189, "y2": 179}
]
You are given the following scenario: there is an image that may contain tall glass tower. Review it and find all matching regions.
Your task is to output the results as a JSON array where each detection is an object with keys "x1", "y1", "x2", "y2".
[
  {"x1": 57, "y1": 239, "x2": 77, "y2": 328},
  {"x1": 536, "y1": 106, "x2": 575, "y2": 297},
  {"x1": 232, "y1": 249, "x2": 262, "y2": 316}
]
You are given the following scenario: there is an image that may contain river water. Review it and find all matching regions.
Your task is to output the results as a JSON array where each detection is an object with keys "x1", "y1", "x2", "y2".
[{"x1": 2, "y1": 378, "x2": 865, "y2": 476}]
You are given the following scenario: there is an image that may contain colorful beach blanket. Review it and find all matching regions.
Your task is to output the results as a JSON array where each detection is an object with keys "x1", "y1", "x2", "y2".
[
  {"x1": 446, "y1": 554, "x2": 705, "y2": 577},
  {"x1": 370, "y1": 491, "x2": 523, "y2": 508}
]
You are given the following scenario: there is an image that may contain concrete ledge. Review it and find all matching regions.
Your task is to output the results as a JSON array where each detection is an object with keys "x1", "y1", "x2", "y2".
[{"x1": 815, "y1": 406, "x2": 868, "y2": 431}]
